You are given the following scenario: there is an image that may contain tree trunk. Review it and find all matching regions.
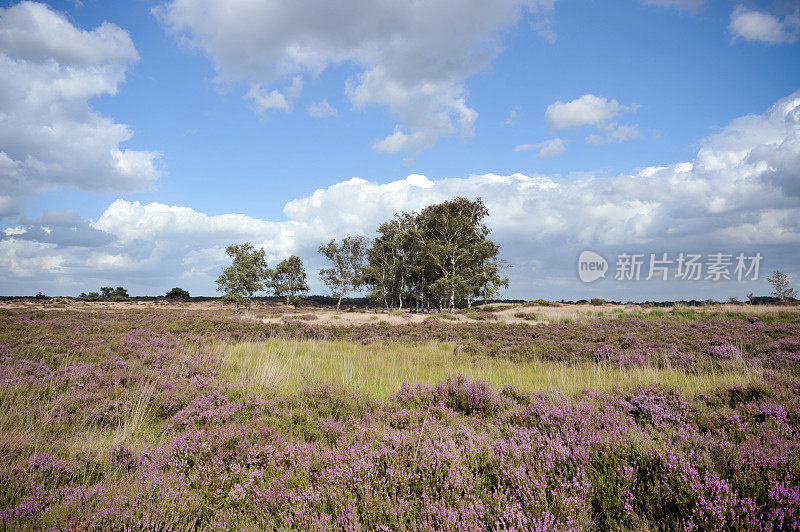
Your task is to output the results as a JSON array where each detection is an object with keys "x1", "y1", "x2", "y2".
[{"x1": 336, "y1": 294, "x2": 343, "y2": 312}]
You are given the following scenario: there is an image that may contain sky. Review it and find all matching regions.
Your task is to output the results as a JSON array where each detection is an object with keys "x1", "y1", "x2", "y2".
[{"x1": 0, "y1": 0, "x2": 798, "y2": 301}]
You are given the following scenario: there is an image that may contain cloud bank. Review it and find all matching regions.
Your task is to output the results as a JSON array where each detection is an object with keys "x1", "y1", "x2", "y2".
[{"x1": 2, "y1": 91, "x2": 799, "y2": 299}]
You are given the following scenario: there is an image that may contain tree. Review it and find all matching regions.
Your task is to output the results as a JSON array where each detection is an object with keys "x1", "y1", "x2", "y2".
[
  {"x1": 365, "y1": 218, "x2": 410, "y2": 310},
  {"x1": 416, "y1": 197, "x2": 499, "y2": 312},
  {"x1": 111, "y1": 287, "x2": 129, "y2": 301},
  {"x1": 767, "y1": 270, "x2": 797, "y2": 302},
  {"x1": 166, "y1": 287, "x2": 190, "y2": 300},
  {"x1": 80, "y1": 292, "x2": 100, "y2": 301},
  {"x1": 216, "y1": 243, "x2": 271, "y2": 312},
  {"x1": 318, "y1": 236, "x2": 368, "y2": 312},
  {"x1": 474, "y1": 256, "x2": 510, "y2": 306},
  {"x1": 99, "y1": 286, "x2": 128, "y2": 301},
  {"x1": 272, "y1": 255, "x2": 309, "y2": 306}
]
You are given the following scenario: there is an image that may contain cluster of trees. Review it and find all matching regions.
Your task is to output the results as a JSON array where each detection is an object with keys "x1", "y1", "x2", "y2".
[
  {"x1": 216, "y1": 243, "x2": 308, "y2": 311},
  {"x1": 80, "y1": 286, "x2": 129, "y2": 302},
  {"x1": 217, "y1": 197, "x2": 508, "y2": 312},
  {"x1": 318, "y1": 197, "x2": 508, "y2": 312}
]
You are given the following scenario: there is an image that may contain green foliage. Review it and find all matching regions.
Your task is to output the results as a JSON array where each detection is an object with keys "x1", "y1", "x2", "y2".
[
  {"x1": 110, "y1": 287, "x2": 129, "y2": 301},
  {"x1": 272, "y1": 255, "x2": 309, "y2": 306},
  {"x1": 590, "y1": 298, "x2": 605, "y2": 306},
  {"x1": 522, "y1": 299, "x2": 553, "y2": 307},
  {"x1": 318, "y1": 235, "x2": 367, "y2": 311},
  {"x1": 165, "y1": 287, "x2": 190, "y2": 300},
  {"x1": 85, "y1": 286, "x2": 129, "y2": 301},
  {"x1": 216, "y1": 243, "x2": 271, "y2": 311},
  {"x1": 364, "y1": 197, "x2": 508, "y2": 312}
]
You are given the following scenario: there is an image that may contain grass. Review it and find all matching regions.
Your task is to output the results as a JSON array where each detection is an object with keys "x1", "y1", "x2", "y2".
[{"x1": 223, "y1": 339, "x2": 763, "y2": 398}]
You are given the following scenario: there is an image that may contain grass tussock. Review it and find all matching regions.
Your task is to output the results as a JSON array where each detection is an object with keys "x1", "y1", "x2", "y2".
[{"x1": 224, "y1": 339, "x2": 762, "y2": 398}]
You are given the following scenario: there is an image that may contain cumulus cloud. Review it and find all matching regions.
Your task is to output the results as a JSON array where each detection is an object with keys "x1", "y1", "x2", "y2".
[
  {"x1": 729, "y1": 6, "x2": 799, "y2": 45},
  {"x1": 587, "y1": 123, "x2": 641, "y2": 145},
  {"x1": 515, "y1": 138, "x2": 566, "y2": 158},
  {"x1": 545, "y1": 94, "x2": 640, "y2": 145},
  {"x1": 545, "y1": 94, "x2": 636, "y2": 130},
  {"x1": 307, "y1": 99, "x2": 338, "y2": 118},
  {"x1": 504, "y1": 105, "x2": 522, "y2": 126},
  {"x1": 154, "y1": 0, "x2": 557, "y2": 153},
  {"x1": 0, "y1": 2, "x2": 162, "y2": 210},
  {"x1": 2, "y1": 92, "x2": 799, "y2": 298}
]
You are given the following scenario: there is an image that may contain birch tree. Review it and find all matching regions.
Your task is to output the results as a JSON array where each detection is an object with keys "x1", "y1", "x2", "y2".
[
  {"x1": 216, "y1": 243, "x2": 271, "y2": 312},
  {"x1": 272, "y1": 255, "x2": 309, "y2": 306},
  {"x1": 318, "y1": 236, "x2": 368, "y2": 312}
]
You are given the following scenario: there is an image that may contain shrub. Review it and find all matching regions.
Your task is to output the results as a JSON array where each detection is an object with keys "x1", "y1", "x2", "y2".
[
  {"x1": 522, "y1": 299, "x2": 552, "y2": 307},
  {"x1": 590, "y1": 297, "x2": 605, "y2": 306},
  {"x1": 166, "y1": 287, "x2": 190, "y2": 300}
]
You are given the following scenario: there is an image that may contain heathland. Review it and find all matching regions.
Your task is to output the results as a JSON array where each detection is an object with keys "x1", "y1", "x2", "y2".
[{"x1": 1, "y1": 300, "x2": 799, "y2": 529}]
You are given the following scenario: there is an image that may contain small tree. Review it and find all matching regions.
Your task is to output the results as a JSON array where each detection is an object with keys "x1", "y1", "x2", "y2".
[
  {"x1": 216, "y1": 243, "x2": 271, "y2": 312},
  {"x1": 767, "y1": 270, "x2": 797, "y2": 302},
  {"x1": 318, "y1": 236, "x2": 368, "y2": 312},
  {"x1": 111, "y1": 287, "x2": 129, "y2": 301},
  {"x1": 166, "y1": 287, "x2": 190, "y2": 300},
  {"x1": 99, "y1": 286, "x2": 128, "y2": 301},
  {"x1": 272, "y1": 255, "x2": 309, "y2": 306},
  {"x1": 80, "y1": 292, "x2": 100, "y2": 302}
]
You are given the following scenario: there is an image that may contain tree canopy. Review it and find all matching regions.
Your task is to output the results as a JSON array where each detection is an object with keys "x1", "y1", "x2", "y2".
[
  {"x1": 272, "y1": 255, "x2": 309, "y2": 306},
  {"x1": 363, "y1": 197, "x2": 507, "y2": 312},
  {"x1": 318, "y1": 236, "x2": 368, "y2": 311},
  {"x1": 215, "y1": 243, "x2": 270, "y2": 311}
]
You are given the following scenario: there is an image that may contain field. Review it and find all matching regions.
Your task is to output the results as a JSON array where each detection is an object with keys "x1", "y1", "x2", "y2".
[{"x1": 1, "y1": 301, "x2": 799, "y2": 530}]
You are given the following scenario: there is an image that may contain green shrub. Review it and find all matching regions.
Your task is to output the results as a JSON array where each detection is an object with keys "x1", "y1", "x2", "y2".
[{"x1": 522, "y1": 299, "x2": 552, "y2": 307}]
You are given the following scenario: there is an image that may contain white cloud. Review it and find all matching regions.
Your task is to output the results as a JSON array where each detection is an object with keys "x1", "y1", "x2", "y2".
[
  {"x1": 545, "y1": 94, "x2": 636, "y2": 130},
  {"x1": 2, "y1": 92, "x2": 799, "y2": 298},
  {"x1": 307, "y1": 99, "x2": 338, "y2": 118},
  {"x1": 515, "y1": 138, "x2": 566, "y2": 158},
  {"x1": 0, "y1": 2, "x2": 161, "y2": 208},
  {"x1": 248, "y1": 75, "x2": 303, "y2": 113},
  {"x1": 587, "y1": 123, "x2": 641, "y2": 145},
  {"x1": 545, "y1": 94, "x2": 640, "y2": 145},
  {"x1": 154, "y1": 0, "x2": 557, "y2": 153},
  {"x1": 729, "y1": 6, "x2": 799, "y2": 45},
  {"x1": 504, "y1": 105, "x2": 521, "y2": 126}
]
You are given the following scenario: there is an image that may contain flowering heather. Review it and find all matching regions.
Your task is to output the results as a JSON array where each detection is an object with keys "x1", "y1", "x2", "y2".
[{"x1": 0, "y1": 307, "x2": 799, "y2": 530}]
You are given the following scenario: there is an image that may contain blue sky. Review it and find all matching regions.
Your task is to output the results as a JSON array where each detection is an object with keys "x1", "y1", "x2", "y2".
[{"x1": 1, "y1": 0, "x2": 799, "y2": 300}]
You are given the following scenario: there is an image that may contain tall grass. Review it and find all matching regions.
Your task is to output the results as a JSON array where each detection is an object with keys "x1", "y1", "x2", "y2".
[{"x1": 223, "y1": 339, "x2": 762, "y2": 398}]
